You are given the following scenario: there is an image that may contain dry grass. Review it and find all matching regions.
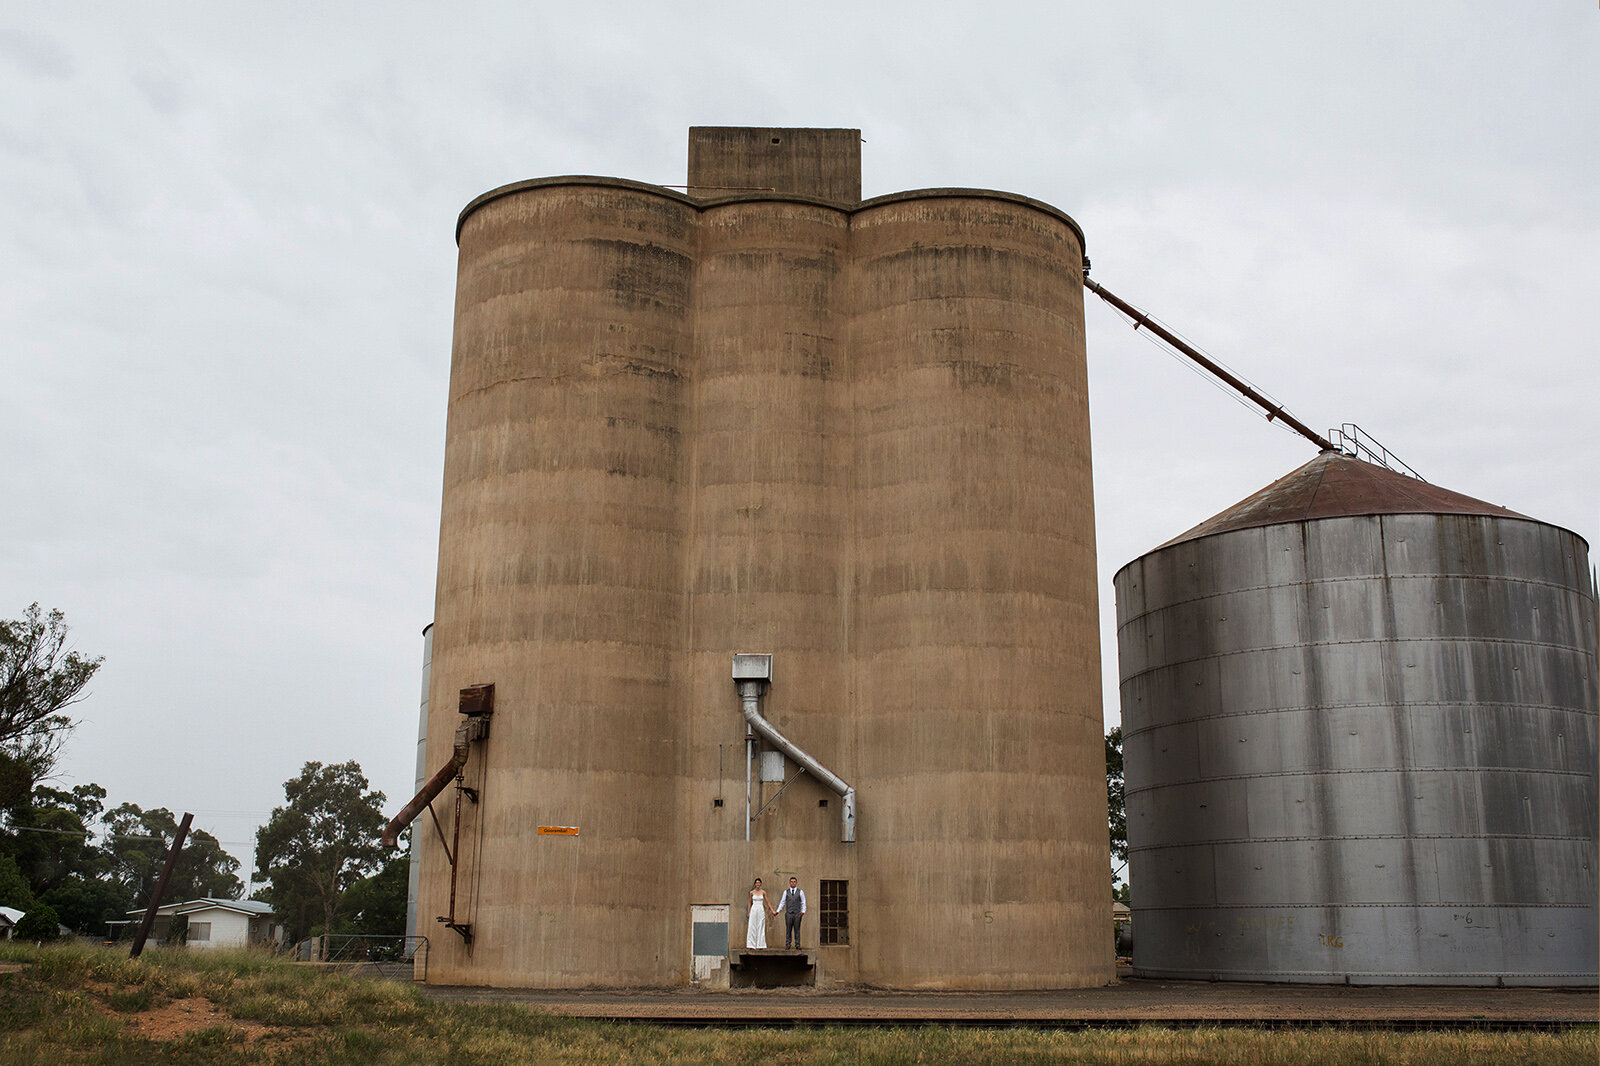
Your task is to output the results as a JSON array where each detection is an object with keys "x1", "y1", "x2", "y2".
[{"x1": 0, "y1": 942, "x2": 1592, "y2": 1065}]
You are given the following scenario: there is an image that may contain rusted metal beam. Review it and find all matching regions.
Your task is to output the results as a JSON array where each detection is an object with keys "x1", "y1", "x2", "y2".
[
  {"x1": 381, "y1": 685, "x2": 493, "y2": 848},
  {"x1": 1084, "y1": 276, "x2": 1336, "y2": 454},
  {"x1": 383, "y1": 685, "x2": 494, "y2": 946},
  {"x1": 382, "y1": 729, "x2": 473, "y2": 848},
  {"x1": 440, "y1": 775, "x2": 474, "y2": 945}
]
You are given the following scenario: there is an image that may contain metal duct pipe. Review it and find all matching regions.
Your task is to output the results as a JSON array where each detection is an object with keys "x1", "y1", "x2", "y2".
[
  {"x1": 1082, "y1": 275, "x2": 1337, "y2": 454},
  {"x1": 382, "y1": 714, "x2": 488, "y2": 847},
  {"x1": 738, "y1": 679, "x2": 856, "y2": 843}
]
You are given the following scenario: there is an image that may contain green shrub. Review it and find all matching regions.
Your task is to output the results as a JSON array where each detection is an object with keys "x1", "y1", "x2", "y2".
[{"x1": 11, "y1": 905, "x2": 61, "y2": 943}]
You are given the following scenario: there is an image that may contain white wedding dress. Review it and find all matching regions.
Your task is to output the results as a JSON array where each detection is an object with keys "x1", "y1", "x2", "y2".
[{"x1": 747, "y1": 892, "x2": 768, "y2": 949}]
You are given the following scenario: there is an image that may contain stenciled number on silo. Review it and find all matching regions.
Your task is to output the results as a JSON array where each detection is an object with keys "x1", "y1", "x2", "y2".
[{"x1": 1319, "y1": 933, "x2": 1344, "y2": 949}]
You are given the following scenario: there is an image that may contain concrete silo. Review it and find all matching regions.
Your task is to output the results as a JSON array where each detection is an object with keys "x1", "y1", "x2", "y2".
[
  {"x1": 400, "y1": 128, "x2": 1112, "y2": 988},
  {"x1": 1116, "y1": 450, "x2": 1599, "y2": 985}
]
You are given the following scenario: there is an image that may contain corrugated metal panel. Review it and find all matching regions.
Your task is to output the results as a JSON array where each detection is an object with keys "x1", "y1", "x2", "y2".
[
  {"x1": 1117, "y1": 508, "x2": 1598, "y2": 986},
  {"x1": 405, "y1": 624, "x2": 432, "y2": 944}
]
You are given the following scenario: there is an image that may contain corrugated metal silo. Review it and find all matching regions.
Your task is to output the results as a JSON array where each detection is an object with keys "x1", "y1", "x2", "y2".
[
  {"x1": 1116, "y1": 451, "x2": 1599, "y2": 984},
  {"x1": 405, "y1": 623, "x2": 431, "y2": 944},
  {"x1": 412, "y1": 127, "x2": 1112, "y2": 988}
]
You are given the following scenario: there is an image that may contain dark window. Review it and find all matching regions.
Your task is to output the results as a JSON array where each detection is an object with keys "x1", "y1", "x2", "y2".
[
  {"x1": 819, "y1": 880, "x2": 848, "y2": 946},
  {"x1": 692, "y1": 920, "x2": 727, "y2": 956}
]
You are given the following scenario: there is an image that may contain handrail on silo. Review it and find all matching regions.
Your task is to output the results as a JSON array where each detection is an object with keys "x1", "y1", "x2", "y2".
[{"x1": 1327, "y1": 423, "x2": 1426, "y2": 482}]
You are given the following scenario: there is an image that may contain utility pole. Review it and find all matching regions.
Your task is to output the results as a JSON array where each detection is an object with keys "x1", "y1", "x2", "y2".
[{"x1": 129, "y1": 812, "x2": 192, "y2": 958}]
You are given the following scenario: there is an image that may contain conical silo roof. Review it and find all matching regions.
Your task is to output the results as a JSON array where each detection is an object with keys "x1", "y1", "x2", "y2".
[{"x1": 1160, "y1": 450, "x2": 1525, "y2": 549}]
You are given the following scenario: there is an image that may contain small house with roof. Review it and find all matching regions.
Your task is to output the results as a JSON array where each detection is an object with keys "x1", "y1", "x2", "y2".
[{"x1": 124, "y1": 899, "x2": 282, "y2": 949}]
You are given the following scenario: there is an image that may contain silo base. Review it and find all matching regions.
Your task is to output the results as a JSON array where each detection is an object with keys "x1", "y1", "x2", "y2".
[{"x1": 1130, "y1": 903, "x2": 1599, "y2": 988}]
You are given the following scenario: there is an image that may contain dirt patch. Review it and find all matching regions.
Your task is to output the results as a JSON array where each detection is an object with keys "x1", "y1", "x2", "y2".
[
  {"x1": 127, "y1": 996, "x2": 277, "y2": 1042},
  {"x1": 0, "y1": 962, "x2": 25, "y2": 975}
]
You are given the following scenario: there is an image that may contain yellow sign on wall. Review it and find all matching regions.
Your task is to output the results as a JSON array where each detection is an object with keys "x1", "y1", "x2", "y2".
[{"x1": 537, "y1": 826, "x2": 579, "y2": 836}]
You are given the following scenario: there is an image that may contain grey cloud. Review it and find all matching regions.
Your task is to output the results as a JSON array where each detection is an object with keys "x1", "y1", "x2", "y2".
[
  {"x1": 130, "y1": 61, "x2": 191, "y2": 116},
  {"x1": 2, "y1": 0, "x2": 1593, "y2": 874},
  {"x1": 0, "y1": 26, "x2": 75, "y2": 79}
]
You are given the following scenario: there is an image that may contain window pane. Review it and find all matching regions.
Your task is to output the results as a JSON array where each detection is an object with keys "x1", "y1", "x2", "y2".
[{"x1": 819, "y1": 879, "x2": 848, "y2": 946}]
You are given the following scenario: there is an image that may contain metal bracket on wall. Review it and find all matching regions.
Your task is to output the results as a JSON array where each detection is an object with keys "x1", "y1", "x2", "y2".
[{"x1": 437, "y1": 917, "x2": 474, "y2": 946}]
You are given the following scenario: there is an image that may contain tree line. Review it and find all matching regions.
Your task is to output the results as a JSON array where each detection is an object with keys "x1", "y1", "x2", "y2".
[
  {"x1": 1, "y1": 604, "x2": 405, "y2": 943},
  {"x1": 8, "y1": 601, "x2": 1134, "y2": 943},
  {"x1": 1107, "y1": 724, "x2": 1129, "y2": 905}
]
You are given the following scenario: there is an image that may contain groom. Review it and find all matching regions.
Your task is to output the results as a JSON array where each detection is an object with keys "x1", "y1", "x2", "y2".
[{"x1": 777, "y1": 877, "x2": 807, "y2": 949}]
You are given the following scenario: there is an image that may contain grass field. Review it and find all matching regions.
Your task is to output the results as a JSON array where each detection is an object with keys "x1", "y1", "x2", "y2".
[{"x1": 1, "y1": 942, "x2": 1593, "y2": 1065}]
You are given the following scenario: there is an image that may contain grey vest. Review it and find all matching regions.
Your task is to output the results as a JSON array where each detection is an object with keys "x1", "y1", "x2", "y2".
[{"x1": 784, "y1": 888, "x2": 803, "y2": 915}]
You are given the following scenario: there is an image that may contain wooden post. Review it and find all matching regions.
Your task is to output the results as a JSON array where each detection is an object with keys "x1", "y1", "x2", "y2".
[{"x1": 129, "y1": 812, "x2": 192, "y2": 958}]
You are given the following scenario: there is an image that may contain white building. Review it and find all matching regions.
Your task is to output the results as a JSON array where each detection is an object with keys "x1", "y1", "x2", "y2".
[{"x1": 126, "y1": 899, "x2": 282, "y2": 949}]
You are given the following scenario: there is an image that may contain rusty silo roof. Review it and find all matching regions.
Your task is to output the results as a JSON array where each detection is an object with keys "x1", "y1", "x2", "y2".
[{"x1": 1161, "y1": 450, "x2": 1526, "y2": 549}]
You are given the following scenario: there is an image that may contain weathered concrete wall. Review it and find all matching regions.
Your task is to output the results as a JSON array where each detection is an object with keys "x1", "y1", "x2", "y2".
[
  {"x1": 427, "y1": 184, "x2": 695, "y2": 986},
  {"x1": 688, "y1": 126, "x2": 861, "y2": 202},
  {"x1": 844, "y1": 194, "x2": 1105, "y2": 987},
  {"x1": 419, "y1": 133, "x2": 1110, "y2": 989}
]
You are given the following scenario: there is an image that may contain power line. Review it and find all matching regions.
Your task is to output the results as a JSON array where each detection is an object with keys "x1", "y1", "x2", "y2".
[
  {"x1": 3, "y1": 823, "x2": 255, "y2": 846},
  {"x1": 2, "y1": 824, "x2": 163, "y2": 841}
]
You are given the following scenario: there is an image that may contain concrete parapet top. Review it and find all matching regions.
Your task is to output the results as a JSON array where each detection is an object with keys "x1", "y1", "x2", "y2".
[{"x1": 455, "y1": 175, "x2": 1086, "y2": 254}]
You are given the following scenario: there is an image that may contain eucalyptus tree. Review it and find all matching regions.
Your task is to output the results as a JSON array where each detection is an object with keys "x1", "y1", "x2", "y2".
[{"x1": 254, "y1": 761, "x2": 386, "y2": 940}]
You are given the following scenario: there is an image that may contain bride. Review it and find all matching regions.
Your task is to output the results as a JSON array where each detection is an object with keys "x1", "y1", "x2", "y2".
[{"x1": 746, "y1": 878, "x2": 777, "y2": 948}]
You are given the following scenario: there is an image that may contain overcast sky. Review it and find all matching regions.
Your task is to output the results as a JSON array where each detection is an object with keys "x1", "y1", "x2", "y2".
[{"x1": 4, "y1": 1, "x2": 1595, "y2": 881}]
